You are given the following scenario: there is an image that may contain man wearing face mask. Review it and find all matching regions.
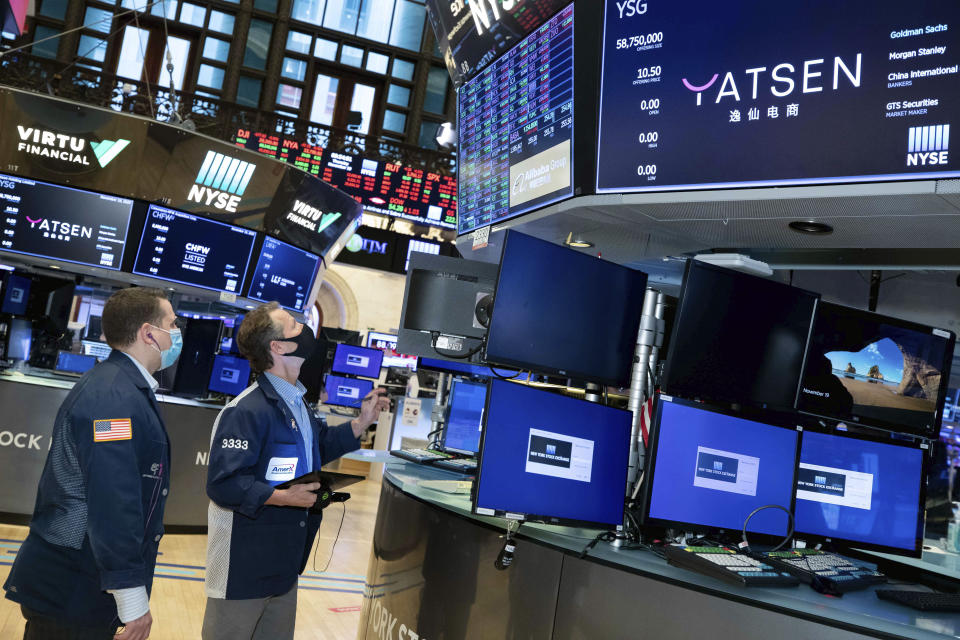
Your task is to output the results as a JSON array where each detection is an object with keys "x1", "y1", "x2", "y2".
[
  {"x1": 3, "y1": 287, "x2": 180, "y2": 640},
  {"x1": 202, "y1": 301, "x2": 388, "y2": 640}
]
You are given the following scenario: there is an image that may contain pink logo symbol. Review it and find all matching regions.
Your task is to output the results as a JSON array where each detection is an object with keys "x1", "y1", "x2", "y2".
[
  {"x1": 25, "y1": 216, "x2": 42, "y2": 226},
  {"x1": 682, "y1": 74, "x2": 719, "y2": 106}
]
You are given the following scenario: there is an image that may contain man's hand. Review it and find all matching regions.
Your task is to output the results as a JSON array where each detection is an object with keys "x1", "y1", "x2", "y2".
[
  {"x1": 266, "y1": 481, "x2": 322, "y2": 508},
  {"x1": 114, "y1": 611, "x2": 152, "y2": 640},
  {"x1": 351, "y1": 388, "x2": 390, "y2": 437}
]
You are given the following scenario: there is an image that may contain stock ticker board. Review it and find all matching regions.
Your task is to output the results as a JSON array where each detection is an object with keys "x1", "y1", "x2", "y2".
[{"x1": 233, "y1": 130, "x2": 457, "y2": 229}]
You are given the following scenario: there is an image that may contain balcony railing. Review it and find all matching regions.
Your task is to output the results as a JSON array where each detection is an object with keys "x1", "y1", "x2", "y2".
[{"x1": 0, "y1": 50, "x2": 456, "y2": 175}]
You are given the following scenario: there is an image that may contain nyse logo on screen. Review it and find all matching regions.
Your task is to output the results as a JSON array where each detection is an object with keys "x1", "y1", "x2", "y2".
[
  {"x1": 906, "y1": 124, "x2": 950, "y2": 166},
  {"x1": 187, "y1": 151, "x2": 256, "y2": 213},
  {"x1": 682, "y1": 54, "x2": 862, "y2": 106}
]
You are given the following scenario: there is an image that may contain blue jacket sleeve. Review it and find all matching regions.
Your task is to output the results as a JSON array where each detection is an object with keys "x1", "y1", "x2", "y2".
[
  {"x1": 206, "y1": 405, "x2": 276, "y2": 518},
  {"x1": 74, "y1": 391, "x2": 150, "y2": 591},
  {"x1": 317, "y1": 418, "x2": 360, "y2": 466}
]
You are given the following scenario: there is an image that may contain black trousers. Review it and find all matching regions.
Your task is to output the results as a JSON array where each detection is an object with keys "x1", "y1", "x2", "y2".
[{"x1": 21, "y1": 606, "x2": 120, "y2": 640}]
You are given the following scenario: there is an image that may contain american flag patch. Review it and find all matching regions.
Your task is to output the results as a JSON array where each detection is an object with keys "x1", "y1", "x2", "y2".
[{"x1": 93, "y1": 418, "x2": 132, "y2": 442}]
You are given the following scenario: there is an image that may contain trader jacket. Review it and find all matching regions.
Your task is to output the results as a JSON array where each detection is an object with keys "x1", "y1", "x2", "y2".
[
  {"x1": 3, "y1": 351, "x2": 170, "y2": 625},
  {"x1": 205, "y1": 374, "x2": 359, "y2": 600}
]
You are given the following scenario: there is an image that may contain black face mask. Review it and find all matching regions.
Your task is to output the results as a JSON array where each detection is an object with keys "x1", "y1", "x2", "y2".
[{"x1": 278, "y1": 326, "x2": 317, "y2": 360}]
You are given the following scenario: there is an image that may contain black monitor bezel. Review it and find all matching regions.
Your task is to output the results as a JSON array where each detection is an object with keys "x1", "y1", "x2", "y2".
[
  {"x1": 641, "y1": 394, "x2": 803, "y2": 543},
  {"x1": 439, "y1": 377, "x2": 488, "y2": 456},
  {"x1": 484, "y1": 231, "x2": 648, "y2": 387},
  {"x1": 796, "y1": 300, "x2": 957, "y2": 438},
  {"x1": 330, "y1": 343, "x2": 384, "y2": 379},
  {"x1": 471, "y1": 378, "x2": 632, "y2": 530},
  {"x1": 660, "y1": 259, "x2": 820, "y2": 412},
  {"x1": 792, "y1": 426, "x2": 929, "y2": 559}
]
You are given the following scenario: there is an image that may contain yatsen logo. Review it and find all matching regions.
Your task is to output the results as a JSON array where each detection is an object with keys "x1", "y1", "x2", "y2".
[
  {"x1": 682, "y1": 53, "x2": 862, "y2": 106},
  {"x1": 187, "y1": 151, "x2": 256, "y2": 213},
  {"x1": 26, "y1": 216, "x2": 93, "y2": 241},
  {"x1": 907, "y1": 124, "x2": 949, "y2": 166}
]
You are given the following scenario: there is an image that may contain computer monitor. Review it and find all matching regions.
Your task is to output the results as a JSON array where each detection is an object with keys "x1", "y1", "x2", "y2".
[
  {"x1": 331, "y1": 343, "x2": 384, "y2": 379},
  {"x1": 397, "y1": 253, "x2": 499, "y2": 363},
  {"x1": 81, "y1": 340, "x2": 112, "y2": 360},
  {"x1": 473, "y1": 379, "x2": 633, "y2": 528},
  {"x1": 1, "y1": 274, "x2": 30, "y2": 315},
  {"x1": 485, "y1": 232, "x2": 648, "y2": 386},
  {"x1": 86, "y1": 315, "x2": 103, "y2": 341},
  {"x1": 173, "y1": 318, "x2": 223, "y2": 397},
  {"x1": 208, "y1": 354, "x2": 252, "y2": 396},
  {"x1": 55, "y1": 351, "x2": 97, "y2": 375},
  {"x1": 797, "y1": 302, "x2": 955, "y2": 438},
  {"x1": 793, "y1": 430, "x2": 926, "y2": 557},
  {"x1": 441, "y1": 378, "x2": 488, "y2": 456},
  {"x1": 324, "y1": 374, "x2": 374, "y2": 409},
  {"x1": 643, "y1": 396, "x2": 801, "y2": 537},
  {"x1": 662, "y1": 259, "x2": 819, "y2": 410},
  {"x1": 367, "y1": 331, "x2": 417, "y2": 370},
  {"x1": 7, "y1": 318, "x2": 32, "y2": 361}
]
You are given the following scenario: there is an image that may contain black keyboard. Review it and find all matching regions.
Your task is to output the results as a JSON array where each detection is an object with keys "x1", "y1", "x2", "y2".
[
  {"x1": 664, "y1": 545, "x2": 800, "y2": 587},
  {"x1": 390, "y1": 448, "x2": 454, "y2": 464},
  {"x1": 754, "y1": 549, "x2": 885, "y2": 594},
  {"x1": 431, "y1": 457, "x2": 477, "y2": 474},
  {"x1": 876, "y1": 590, "x2": 960, "y2": 612}
]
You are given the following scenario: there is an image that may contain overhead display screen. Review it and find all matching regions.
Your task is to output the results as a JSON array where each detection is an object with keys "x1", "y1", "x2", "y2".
[
  {"x1": 246, "y1": 236, "x2": 320, "y2": 312},
  {"x1": 596, "y1": 1, "x2": 960, "y2": 193},
  {"x1": 457, "y1": 3, "x2": 574, "y2": 235},
  {"x1": 233, "y1": 131, "x2": 457, "y2": 229},
  {"x1": 133, "y1": 205, "x2": 257, "y2": 294},
  {"x1": 0, "y1": 172, "x2": 132, "y2": 269}
]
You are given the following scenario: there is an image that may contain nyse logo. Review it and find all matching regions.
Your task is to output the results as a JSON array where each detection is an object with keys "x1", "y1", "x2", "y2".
[
  {"x1": 682, "y1": 54, "x2": 862, "y2": 106},
  {"x1": 187, "y1": 151, "x2": 256, "y2": 213},
  {"x1": 616, "y1": 0, "x2": 647, "y2": 18},
  {"x1": 907, "y1": 124, "x2": 950, "y2": 166},
  {"x1": 713, "y1": 461, "x2": 724, "y2": 471}
]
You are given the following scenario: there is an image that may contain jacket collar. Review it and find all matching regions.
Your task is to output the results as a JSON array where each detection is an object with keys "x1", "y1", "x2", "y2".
[{"x1": 106, "y1": 350, "x2": 154, "y2": 391}]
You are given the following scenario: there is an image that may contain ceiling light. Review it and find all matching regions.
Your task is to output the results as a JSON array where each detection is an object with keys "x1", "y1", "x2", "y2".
[
  {"x1": 564, "y1": 232, "x2": 594, "y2": 248},
  {"x1": 789, "y1": 220, "x2": 833, "y2": 235}
]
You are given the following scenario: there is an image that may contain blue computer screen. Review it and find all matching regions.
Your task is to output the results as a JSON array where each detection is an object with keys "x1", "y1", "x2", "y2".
[
  {"x1": 208, "y1": 355, "x2": 252, "y2": 396},
  {"x1": 2, "y1": 274, "x2": 31, "y2": 315},
  {"x1": 474, "y1": 379, "x2": 632, "y2": 526},
  {"x1": 7, "y1": 318, "x2": 32, "y2": 361},
  {"x1": 646, "y1": 398, "x2": 800, "y2": 536},
  {"x1": 324, "y1": 374, "x2": 373, "y2": 409},
  {"x1": 443, "y1": 379, "x2": 487, "y2": 455},
  {"x1": 794, "y1": 431, "x2": 924, "y2": 553},
  {"x1": 331, "y1": 344, "x2": 383, "y2": 379},
  {"x1": 245, "y1": 236, "x2": 320, "y2": 312},
  {"x1": 55, "y1": 351, "x2": 97, "y2": 374}
]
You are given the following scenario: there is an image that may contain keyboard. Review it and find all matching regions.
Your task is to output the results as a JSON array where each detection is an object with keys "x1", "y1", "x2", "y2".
[
  {"x1": 418, "y1": 480, "x2": 473, "y2": 495},
  {"x1": 431, "y1": 457, "x2": 477, "y2": 473},
  {"x1": 390, "y1": 448, "x2": 454, "y2": 464},
  {"x1": 876, "y1": 589, "x2": 960, "y2": 612},
  {"x1": 664, "y1": 545, "x2": 800, "y2": 587},
  {"x1": 754, "y1": 549, "x2": 885, "y2": 594}
]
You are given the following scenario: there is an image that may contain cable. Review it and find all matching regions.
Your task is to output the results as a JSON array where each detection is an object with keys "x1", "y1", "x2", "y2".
[
  {"x1": 489, "y1": 367, "x2": 520, "y2": 380},
  {"x1": 579, "y1": 531, "x2": 615, "y2": 559},
  {"x1": 740, "y1": 504, "x2": 794, "y2": 552},
  {"x1": 313, "y1": 501, "x2": 347, "y2": 573}
]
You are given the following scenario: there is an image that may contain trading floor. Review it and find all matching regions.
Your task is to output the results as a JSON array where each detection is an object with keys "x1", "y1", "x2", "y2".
[{"x1": 0, "y1": 479, "x2": 383, "y2": 640}]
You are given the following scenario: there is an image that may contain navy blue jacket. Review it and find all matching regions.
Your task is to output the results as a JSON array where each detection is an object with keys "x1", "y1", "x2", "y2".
[
  {"x1": 205, "y1": 374, "x2": 359, "y2": 600},
  {"x1": 3, "y1": 351, "x2": 170, "y2": 625}
]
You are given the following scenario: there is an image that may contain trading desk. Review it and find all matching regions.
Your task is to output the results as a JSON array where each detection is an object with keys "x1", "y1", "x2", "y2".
[{"x1": 358, "y1": 462, "x2": 960, "y2": 640}]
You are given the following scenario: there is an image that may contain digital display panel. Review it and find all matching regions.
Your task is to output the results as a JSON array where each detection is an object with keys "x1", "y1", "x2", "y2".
[
  {"x1": 797, "y1": 302, "x2": 955, "y2": 437},
  {"x1": 234, "y1": 131, "x2": 457, "y2": 229},
  {"x1": 367, "y1": 331, "x2": 418, "y2": 370},
  {"x1": 246, "y1": 236, "x2": 320, "y2": 312},
  {"x1": 133, "y1": 205, "x2": 257, "y2": 295},
  {"x1": 597, "y1": 1, "x2": 960, "y2": 192},
  {"x1": 331, "y1": 343, "x2": 384, "y2": 379},
  {"x1": 442, "y1": 378, "x2": 487, "y2": 456},
  {"x1": 1, "y1": 273, "x2": 30, "y2": 315},
  {"x1": 55, "y1": 351, "x2": 97, "y2": 374},
  {"x1": 208, "y1": 354, "x2": 252, "y2": 396},
  {"x1": 645, "y1": 397, "x2": 800, "y2": 537},
  {"x1": 324, "y1": 374, "x2": 374, "y2": 409},
  {"x1": 474, "y1": 379, "x2": 632, "y2": 527},
  {"x1": 794, "y1": 431, "x2": 925, "y2": 555},
  {"x1": 457, "y1": 3, "x2": 574, "y2": 235},
  {"x1": 0, "y1": 172, "x2": 132, "y2": 269}
]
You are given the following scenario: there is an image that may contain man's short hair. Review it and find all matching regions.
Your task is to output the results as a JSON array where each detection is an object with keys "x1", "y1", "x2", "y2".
[
  {"x1": 238, "y1": 302, "x2": 283, "y2": 373},
  {"x1": 102, "y1": 287, "x2": 168, "y2": 349}
]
